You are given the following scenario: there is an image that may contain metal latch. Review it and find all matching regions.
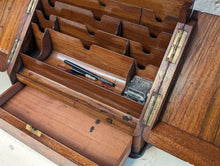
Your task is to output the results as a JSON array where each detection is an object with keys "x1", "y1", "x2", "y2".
[
  {"x1": 25, "y1": 124, "x2": 42, "y2": 137},
  {"x1": 142, "y1": 93, "x2": 162, "y2": 126},
  {"x1": 167, "y1": 30, "x2": 188, "y2": 63},
  {"x1": 7, "y1": 39, "x2": 21, "y2": 66},
  {"x1": 26, "y1": 0, "x2": 36, "y2": 14}
]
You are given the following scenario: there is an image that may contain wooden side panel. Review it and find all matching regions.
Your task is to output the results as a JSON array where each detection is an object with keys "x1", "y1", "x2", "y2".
[
  {"x1": 0, "y1": 0, "x2": 31, "y2": 71},
  {"x1": 162, "y1": 13, "x2": 220, "y2": 146},
  {"x1": 144, "y1": 122, "x2": 220, "y2": 166}
]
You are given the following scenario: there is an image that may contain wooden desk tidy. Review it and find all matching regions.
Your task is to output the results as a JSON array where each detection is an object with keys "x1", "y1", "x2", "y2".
[{"x1": 0, "y1": 0, "x2": 219, "y2": 166}]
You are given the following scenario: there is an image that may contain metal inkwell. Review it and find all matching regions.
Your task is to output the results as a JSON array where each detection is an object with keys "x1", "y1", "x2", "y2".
[{"x1": 123, "y1": 76, "x2": 153, "y2": 105}]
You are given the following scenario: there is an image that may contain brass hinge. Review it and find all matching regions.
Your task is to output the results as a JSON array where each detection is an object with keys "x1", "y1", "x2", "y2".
[
  {"x1": 26, "y1": 0, "x2": 36, "y2": 14},
  {"x1": 7, "y1": 39, "x2": 21, "y2": 66},
  {"x1": 142, "y1": 93, "x2": 162, "y2": 126},
  {"x1": 25, "y1": 124, "x2": 42, "y2": 137},
  {"x1": 167, "y1": 30, "x2": 188, "y2": 63}
]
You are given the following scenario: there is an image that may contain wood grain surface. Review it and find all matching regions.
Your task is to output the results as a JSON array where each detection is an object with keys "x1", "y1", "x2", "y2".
[
  {"x1": 145, "y1": 122, "x2": 220, "y2": 166},
  {"x1": 0, "y1": 0, "x2": 30, "y2": 71},
  {"x1": 162, "y1": 13, "x2": 220, "y2": 147},
  {"x1": 2, "y1": 86, "x2": 132, "y2": 166},
  {"x1": 0, "y1": 108, "x2": 97, "y2": 166}
]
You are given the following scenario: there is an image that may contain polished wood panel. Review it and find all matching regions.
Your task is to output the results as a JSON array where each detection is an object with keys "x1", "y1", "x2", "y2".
[
  {"x1": 0, "y1": 0, "x2": 31, "y2": 71},
  {"x1": 41, "y1": 0, "x2": 120, "y2": 34},
  {"x1": 141, "y1": 9, "x2": 178, "y2": 35},
  {"x1": 36, "y1": 11, "x2": 129, "y2": 55},
  {"x1": 17, "y1": 68, "x2": 137, "y2": 133},
  {"x1": 35, "y1": 13, "x2": 165, "y2": 69},
  {"x1": 31, "y1": 26, "x2": 136, "y2": 93},
  {"x1": 120, "y1": 21, "x2": 172, "y2": 51},
  {"x1": 0, "y1": 82, "x2": 24, "y2": 106},
  {"x1": 144, "y1": 122, "x2": 220, "y2": 166},
  {"x1": 49, "y1": 0, "x2": 189, "y2": 35},
  {"x1": 48, "y1": 0, "x2": 142, "y2": 24},
  {"x1": 20, "y1": 54, "x2": 143, "y2": 118},
  {"x1": 0, "y1": 114, "x2": 78, "y2": 166},
  {"x1": 34, "y1": 6, "x2": 164, "y2": 82},
  {"x1": 0, "y1": 108, "x2": 98, "y2": 166},
  {"x1": 3, "y1": 86, "x2": 132, "y2": 166},
  {"x1": 162, "y1": 13, "x2": 220, "y2": 146},
  {"x1": 100, "y1": 0, "x2": 192, "y2": 19}
]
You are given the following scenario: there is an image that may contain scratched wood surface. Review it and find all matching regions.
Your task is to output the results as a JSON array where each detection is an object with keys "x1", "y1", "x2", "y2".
[
  {"x1": 162, "y1": 13, "x2": 220, "y2": 147},
  {"x1": 0, "y1": 108, "x2": 97, "y2": 166},
  {"x1": 0, "y1": 0, "x2": 30, "y2": 71},
  {"x1": 0, "y1": 113, "x2": 81, "y2": 166},
  {"x1": 2, "y1": 86, "x2": 132, "y2": 166}
]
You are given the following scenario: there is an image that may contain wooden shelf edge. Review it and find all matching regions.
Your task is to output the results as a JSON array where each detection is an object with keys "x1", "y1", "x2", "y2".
[{"x1": 143, "y1": 122, "x2": 220, "y2": 166}]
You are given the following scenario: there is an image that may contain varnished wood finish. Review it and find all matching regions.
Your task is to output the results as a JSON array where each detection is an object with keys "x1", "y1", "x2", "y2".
[
  {"x1": 0, "y1": 108, "x2": 97, "y2": 166},
  {"x1": 0, "y1": 82, "x2": 24, "y2": 106},
  {"x1": 35, "y1": 13, "x2": 166, "y2": 69},
  {"x1": 36, "y1": 11, "x2": 129, "y2": 55},
  {"x1": 49, "y1": 0, "x2": 191, "y2": 35},
  {"x1": 17, "y1": 68, "x2": 137, "y2": 133},
  {"x1": 32, "y1": 26, "x2": 136, "y2": 93},
  {"x1": 3, "y1": 86, "x2": 132, "y2": 166},
  {"x1": 41, "y1": 0, "x2": 120, "y2": 34},
  {"x1": 37, "y1": 9, "x2": 172, "y2": 52},
  {"x1": 47, "y1": 0, "x2": 142, "y2": 24},
  {"x1": 0, "y1": 0, "x2": 31, "y2": 71},
  {"x1": 136, "y1": 65, "x2": 159, "y2": 82},
  {"x1": 100, "y1": 0, "x2": 192, "y2": 20},
  {"x1": 144, "y1": 122, "x2": 220, "y2": 166},
  {"x1": 0, "y1": 115, "x2": 78, "y2": 166},
  {"x1": 141, "y1": 23, "x2": 193, "y2": 131},
  {"x1": 162, "y1": 13, "x2": 220, "y2": 146},
  {"x1": 120, "y1": 21, "x2": 172, "y2": 51},
  {"x1": 141, "y1": 10, "x2": 178, "y2": 35},
  {"x1": 20, "y1": 54, "x2": 143, "y2": 119},
  {"x1": 4, "y1": 1, "x2": 218, "y2": 166}
]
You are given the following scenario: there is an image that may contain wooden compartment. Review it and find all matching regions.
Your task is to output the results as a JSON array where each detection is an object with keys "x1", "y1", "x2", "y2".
[{"x1": 1, "y1": 0, "x2": 220, "y2": 166}]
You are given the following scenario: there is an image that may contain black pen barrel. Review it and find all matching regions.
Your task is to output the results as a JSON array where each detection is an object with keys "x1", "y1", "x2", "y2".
[
  {"x1": 64, "y1": 60, "x2": 97, "y2": 78},
  {"x1": 64, "y1": 60, "x2": 115, "y2": 87}
]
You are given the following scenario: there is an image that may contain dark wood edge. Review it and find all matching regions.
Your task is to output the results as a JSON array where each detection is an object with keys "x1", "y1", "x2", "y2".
[
  {"x1": 131, "y1": 22, "x2": 194, "y2": 153},
  {"x1": 143, "y1": 122, "x2": 220, "y2": 166},
  {"x1": 148, "y1": 23, "x2": 194, "y2": 130},
  {"x1": 8, "y1": 0, "x2": 40, "y2": 77},
  {"x1": 0, "y1": 82, "x2": 24, "y2": 106},
  {"x1": 0, "y1": 108, "x2": 98, "y2": 166}
]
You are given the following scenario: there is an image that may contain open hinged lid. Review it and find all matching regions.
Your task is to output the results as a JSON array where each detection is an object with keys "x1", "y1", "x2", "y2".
[
  {"x1": 140, "y1": 12, "x2": 220, "y2": 165},
  {"x1": 0, "y1": 0, "x2": 38, "y2": 74}
]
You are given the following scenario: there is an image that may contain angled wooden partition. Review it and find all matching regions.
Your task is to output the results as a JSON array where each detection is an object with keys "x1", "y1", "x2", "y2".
[
  {"x1": 100, "y1": 0, "x2": 193, "y2": 20},
  {"x1": 35, "y1": 12, "x2": 166, "y2": 70},
  {"x1": 120, "y1": 21, "x2": 172, "y2": 51},
  {"x1": 31, "y1": 25, "x2": 136, "y2": 94},
  {"x1": 36, "y1": 11, "x2": 129, "y2": 55},
  {"x1": 141, "y1": 9, "x2": 178, "y2": 35},
  {"x1": 48, "y1": 0, "x2": 186, "y2": 34},
  {"x1": 48, "y1": 0, "x2": 142, "y2": 23},
  {"x1": 41, "y1": 0, "x2": 120, "y2": 34}
]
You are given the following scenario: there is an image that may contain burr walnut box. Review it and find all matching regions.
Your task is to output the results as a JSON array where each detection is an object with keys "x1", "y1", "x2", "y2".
[{"x1": 0, "y1": 0, "x2": 219, "y2": 165}]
